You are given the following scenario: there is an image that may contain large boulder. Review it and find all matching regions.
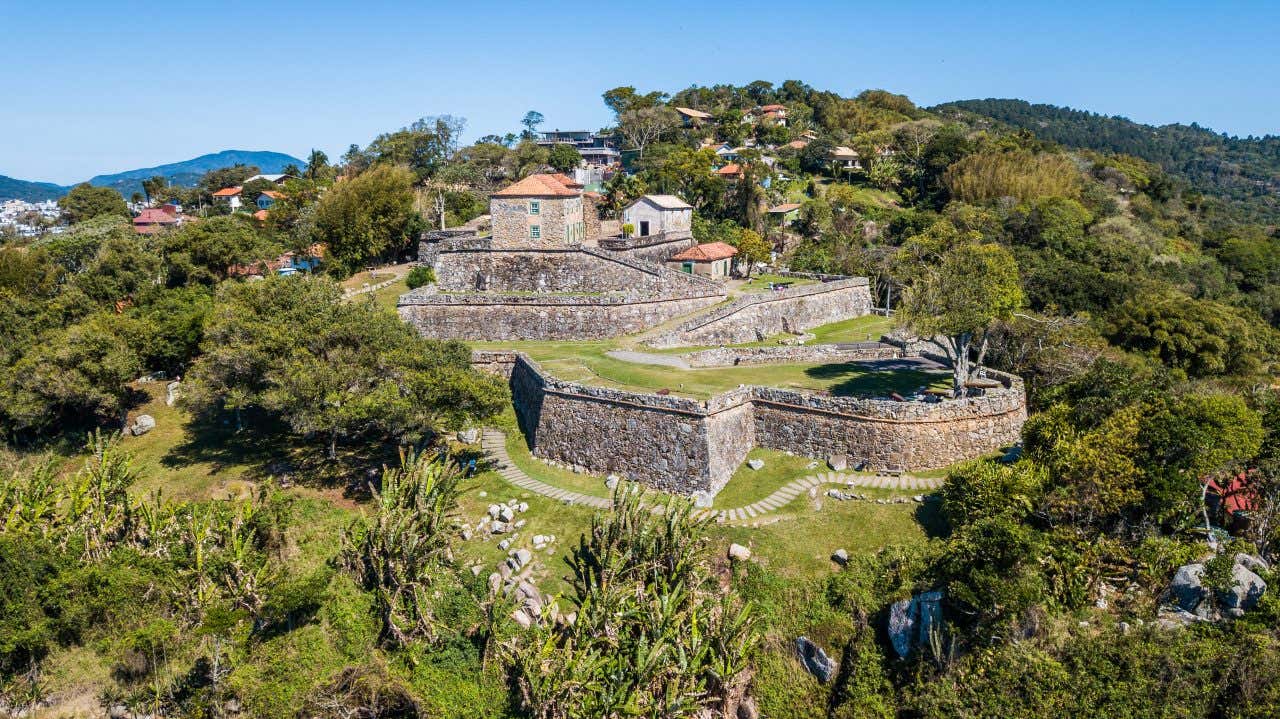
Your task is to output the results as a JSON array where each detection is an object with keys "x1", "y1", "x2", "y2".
[
  {"x1": 795, "y1": 636, "x2": 837, "y2": 683},
  {"x1": 728, "y1": 543, "x2": 752, "y2": 562},
  {"x1": 129, "y1": 414, "x2": 156, "y2": 436},
  {"x1": 1166, "y1": 554, "x2": 1268, "y2": 620},
  {"x1": 888, "y1": 590, "x2": 944, "y2": 658}
]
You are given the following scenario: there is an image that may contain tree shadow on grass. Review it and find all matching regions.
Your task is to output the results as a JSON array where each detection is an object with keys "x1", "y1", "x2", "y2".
[
  {"x1": 915, "y1": 500, "x2": 950, "y2": 539},
  {"x1": 161, "y1": 409, "x2": 400, "y2": 498},
  {"x1": 803, "y1": 361, "x2": 950, "y2": 398}
]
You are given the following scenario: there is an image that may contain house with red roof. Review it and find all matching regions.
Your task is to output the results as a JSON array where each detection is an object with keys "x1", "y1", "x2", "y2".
[
  {"x1": 132, "y1": 206, "x2": 183, "y2": 235},
  {"x1": 667, "y1": 241, "x2": 738, "y2": 279},
  {"x1": 489, "y1": 173, "x2": 587, "y2": 248},
  {"x1": 212, "y1": 186, "x2": 243, "y2": 210},
  {"x1": 256, "y1": 190, "x2": 284, "y2": 210}
]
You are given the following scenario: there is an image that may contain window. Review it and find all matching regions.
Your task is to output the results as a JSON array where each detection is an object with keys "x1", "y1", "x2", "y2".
[
  {"x1": 529, "y1": 200, "x2": 540, "y2": 215},
  {"x1": 530, "y1": 225, "x2": 541, "y2": 239}
]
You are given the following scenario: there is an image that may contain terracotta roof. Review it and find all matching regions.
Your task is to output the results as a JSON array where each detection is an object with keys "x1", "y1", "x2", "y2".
[
  {"x1": 492, "y1": 173, "x2": 582, "y2": 198},
  {"x1": 830, "y1": 146, "x2": 860, "y2": 159},
  {"x1": 134, "y1": 208, "x2": 179, "y2": 224},
  {"x1": 212, "y1": 186, "x2": 242, "y2": 197},
  {"x1": 548, "y1": 172, "x2": 583, "y2": 189},
  {"x1": 715, "y1": 163, "x2": 743, "y2": 177},
  {"x1": 785, "y1": 140, "x2": 809, "y2": 150},
  {"x1": 768, "y1": 202, "x2": 802, "y2": 213},
  {"x1": 253, "y1": 209, "x2": 269, "y2": 221},
  {"x1": 759, "y1": 104, "x2": 786, "y2": 112},
  {"x1": 260, "y1": 190, "x2": 283, "y2": 199},
  {"x1": 671, "y1": 241, "x2": 738, "y2": 262}
]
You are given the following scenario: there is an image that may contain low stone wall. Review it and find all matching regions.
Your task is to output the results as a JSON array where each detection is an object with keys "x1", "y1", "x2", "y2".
[
  {"x1": 598, "y1": 233, "x2": 696, "y2": 264},
  {"x1": 682, "y1": 343, "x2": 901, "y2": 367},
  {"x1": 647, "y1": 277, "x2": 875, "y2": 348},
  {"x1": 476, "y1": 349, "x2": 1027, "y2": 495},
  {"x1": 751, "y1": 384, "x2": 1026, "y2": 472}
]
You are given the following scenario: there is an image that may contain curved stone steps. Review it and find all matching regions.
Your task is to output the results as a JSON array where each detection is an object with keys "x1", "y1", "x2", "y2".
[{"x1": 479, "y1": 430, "x2": 942, "y2": 525}]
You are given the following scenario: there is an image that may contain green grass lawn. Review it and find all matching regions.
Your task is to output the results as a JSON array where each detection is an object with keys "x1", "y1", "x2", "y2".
[
  {"x1": 806, "y1": 314, "x2": 895, "y2": 343},
  {"x1": 472, "y1": 337, "x2": 947, "y2": 399},
  {"x1": 737, "y1": 273, "x2": 818, "y2": 293},
  {"x1": 371, "y1": 277, "x2": 409, "y2": 310}
]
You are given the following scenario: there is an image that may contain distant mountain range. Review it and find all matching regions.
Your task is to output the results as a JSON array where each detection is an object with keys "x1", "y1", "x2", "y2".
[{"x1": 0, "y1": 150, "x2": 305, "y2": 202}]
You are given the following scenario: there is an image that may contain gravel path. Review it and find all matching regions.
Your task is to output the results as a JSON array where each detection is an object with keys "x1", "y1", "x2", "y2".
[{"x1": 604, "y1": 350, "x2": 691, "y2": 370}]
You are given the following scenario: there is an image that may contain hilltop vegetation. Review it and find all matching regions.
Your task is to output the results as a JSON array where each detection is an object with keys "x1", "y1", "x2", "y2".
[
  {"x1": 2, "y1": 79, "x2": 1280, "y2": 718},
  {"x1": 935, "y1": 98, "x2": 1280, "y2": 222}
]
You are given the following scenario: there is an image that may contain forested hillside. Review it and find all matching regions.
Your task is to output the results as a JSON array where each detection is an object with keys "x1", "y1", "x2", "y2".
[{"x1": 935, "y1": 98, "x2": 1280, "y2": 222}]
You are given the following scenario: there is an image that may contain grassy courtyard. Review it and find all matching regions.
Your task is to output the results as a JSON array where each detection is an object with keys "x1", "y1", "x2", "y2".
[{"x1": 473, "y1": 313, "x2": 945, "y2": 400}]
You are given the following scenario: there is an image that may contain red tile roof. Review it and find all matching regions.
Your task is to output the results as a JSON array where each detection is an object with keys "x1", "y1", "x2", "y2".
[
  {"x1": 134, "y1": 208, "x2": 179, "y2": 225},
  {"x1": 768, "y1": 202, "x2": 802, "y2": 213},
  {"x1": 492, "y1": 174, "x2": 582, "y2": 197},
  {"x1": 260, "y1": 190, "x2": 283, "y2": 199},
  {"x1": 253, "y1": 209, "x2": 269, "y2": 221},
  {"x1": 212, "y1": 186, "x2": 242, "y2": 197},
  {"x1": 785, "y1": 139, "x2": 809, "y2": 150},
  {"x1": 548, "y1": 172, "x2": 583, "y2": 189},
  {"x1": 671, "y1": 241, "x2": 738, "y2": 262},
  {"x1": 759, "y1": 104, "x2": 787, "y2": 112},
  {"x1": 715, "y1": 163, "x2": 743, "y2": 177}
]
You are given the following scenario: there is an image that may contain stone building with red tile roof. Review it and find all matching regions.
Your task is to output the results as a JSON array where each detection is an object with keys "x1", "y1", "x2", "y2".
[
  {"x1": 490, "y1": 173, "x2": 587, "y2": 248},
  {"x1": 667, "y1": 241, "x2": 738, "y2": 278}
]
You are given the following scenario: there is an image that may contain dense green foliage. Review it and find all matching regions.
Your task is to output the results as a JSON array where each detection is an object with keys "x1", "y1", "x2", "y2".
[{"x1": 936, "y1": 99, "x2": 1280, "y2": 222}]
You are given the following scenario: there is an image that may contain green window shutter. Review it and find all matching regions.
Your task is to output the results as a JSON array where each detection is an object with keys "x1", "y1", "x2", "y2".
[
  {"x1": 530, "y1": 200, "x2": 540, "y2": 215},
  {"x1": 531, "y1": 225, "x2": 541, "y2": 239}
]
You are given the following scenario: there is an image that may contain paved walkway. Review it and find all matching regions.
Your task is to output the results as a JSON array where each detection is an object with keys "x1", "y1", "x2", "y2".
[
  {"x1": 604, "y1": 350, "x2": 691, "y2": 370},
  {"x1": 480, "y1": 430, "x2": 943, "y2": 526}
]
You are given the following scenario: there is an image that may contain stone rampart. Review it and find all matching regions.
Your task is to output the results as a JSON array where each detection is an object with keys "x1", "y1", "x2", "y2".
[
  {"x1": 682, "y1": 343, "x2": 901, "y2": 367},
  {"x1": 647, "y1": 277, "x2": 875, "y2": 348},
  {"x1": 597, "y1": 233, "x2": 696, "y2": 264},
  {"x1": 400, "y1": 242, "x2": 727, "y2": 341},
  {"x1": 477, "y1": 350, "x2": 1027, "y2": 495}
]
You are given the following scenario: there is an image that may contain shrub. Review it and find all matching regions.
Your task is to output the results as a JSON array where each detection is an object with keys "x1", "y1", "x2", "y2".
[{"x1": 405, "y1": 265, "x2": 435, "y2": 290}]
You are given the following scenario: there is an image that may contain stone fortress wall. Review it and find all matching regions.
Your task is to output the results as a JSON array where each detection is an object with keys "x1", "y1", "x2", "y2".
[
  {"x1": 647, "y1": 277, "x2": 875, "y2": 348},
  {"x1": 474, "y1": 350, "x2": 1027, "y2": 497},
  {"x1": 399, "y1": 237, "x2": 727, "y2": 341}
]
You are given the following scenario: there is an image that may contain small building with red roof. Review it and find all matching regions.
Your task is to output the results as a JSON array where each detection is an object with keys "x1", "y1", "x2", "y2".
[
  {"x1": 489, "y1": 173, "x2": 586, "y2": 248},
  {"x1": 212, "y1": 186, "x2": 243, "y2": 210},
  {"x1": 133, "y1": 207, "x2": 182, "y2": 235},
  {"x1": 667, "y1": 241, "x2": 738, "y2": 279},
  {"x1": 715, "y1": 163, "x2": 744, "y2": 180}
]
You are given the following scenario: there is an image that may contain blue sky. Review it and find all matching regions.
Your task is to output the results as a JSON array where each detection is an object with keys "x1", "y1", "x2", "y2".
[{"x1": 4, "y1": 0, "x2": 1277, "y2": 184}]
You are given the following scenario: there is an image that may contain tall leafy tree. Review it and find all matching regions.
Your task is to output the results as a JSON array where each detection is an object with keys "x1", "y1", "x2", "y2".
[
  {"x1": 311, "y1": 163, "x2": 418, "y2": 275},
  {"x1": 57, "y1": 184, "x2": 129, "y2": 224},
  {"x1": 900, "y1": 243, "x2": 1024, "y2": 394}
]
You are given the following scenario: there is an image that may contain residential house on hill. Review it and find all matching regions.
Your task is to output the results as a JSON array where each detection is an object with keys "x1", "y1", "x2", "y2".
[
  {"x1": 745, "y1": 104, "x2": 788, "y2": 126},
  {"x1": 536, "y1": 130, "x2": 620, "y2": 168},
  {"x1": 622, "y1": 195, "x2": 693, "y2": 240},
  {"x1": 830, "y1": 146, "x2": 862, "y2": 172},
  {"x1": 675, "y1": 106, "x2": 714, "y2": 127},
  {"x1": 767, "y1": 202, "x2": 802, "y2": 225},
  {"x1": 228, "y1": 243, "x2": 325, "y2": 277},
  {"x1": 715, "y1": 163, "x2": 744, "y2": 180},
  {"x1": 489, "y1": 173, "x2": 587, "y2": 248},
  {"x1": 212, "y1": 186, "x2": 243, "y2": 210},
  {"x1": 668, "y1": 241, "x2": 738, "y2": 279},
  {"x1": 133, "y1": 206, "x2": 182, "y2": 234},
  {"x1": 256, "y1": 190, "x2": 283, "y2": 210}
]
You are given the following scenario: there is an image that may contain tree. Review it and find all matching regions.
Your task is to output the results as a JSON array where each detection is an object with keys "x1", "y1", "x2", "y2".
[
  {"x1": 304, "y1": 149, "x2": 332, "y2": 182},
  {"x1": 311, "y1": 164, "x2": 418, "y2": 276},
  {"x1": 601, "y1": 86, "x2": 667, "y2": 116},
  {"x1": 141, "y1": 176, "x2": 168, "y2": 203},
  {"x1": 366, "y1": 118, "x2": 458, "y2": 180},
  {"x1": 617, "y1": 105, "x2": 679, "y2": 159},
  {"x1": 900, "y1": 243, "x2": 1024, "y2": 394},
  {"x1": 57, "y1": 184, "x2": 129, "y2": 224},
  {"x1": 163, "y1": 215, "x2": 276, "y2": 284},
  {"x1": 520, "y1": 111, "x2": 544, "y2": 138},
  {"x1": 732, "y1": 228, "x2": 770, "y2": 278},
  {"x1": 183, "y1": 276, "x2": 506, "y2": 456},
  {"x1": 1, "y1": 314, "x2": 140, "y2": 437},
  {"x1": 546, "y1": 143, "x2": 582, "y2": 173}
]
